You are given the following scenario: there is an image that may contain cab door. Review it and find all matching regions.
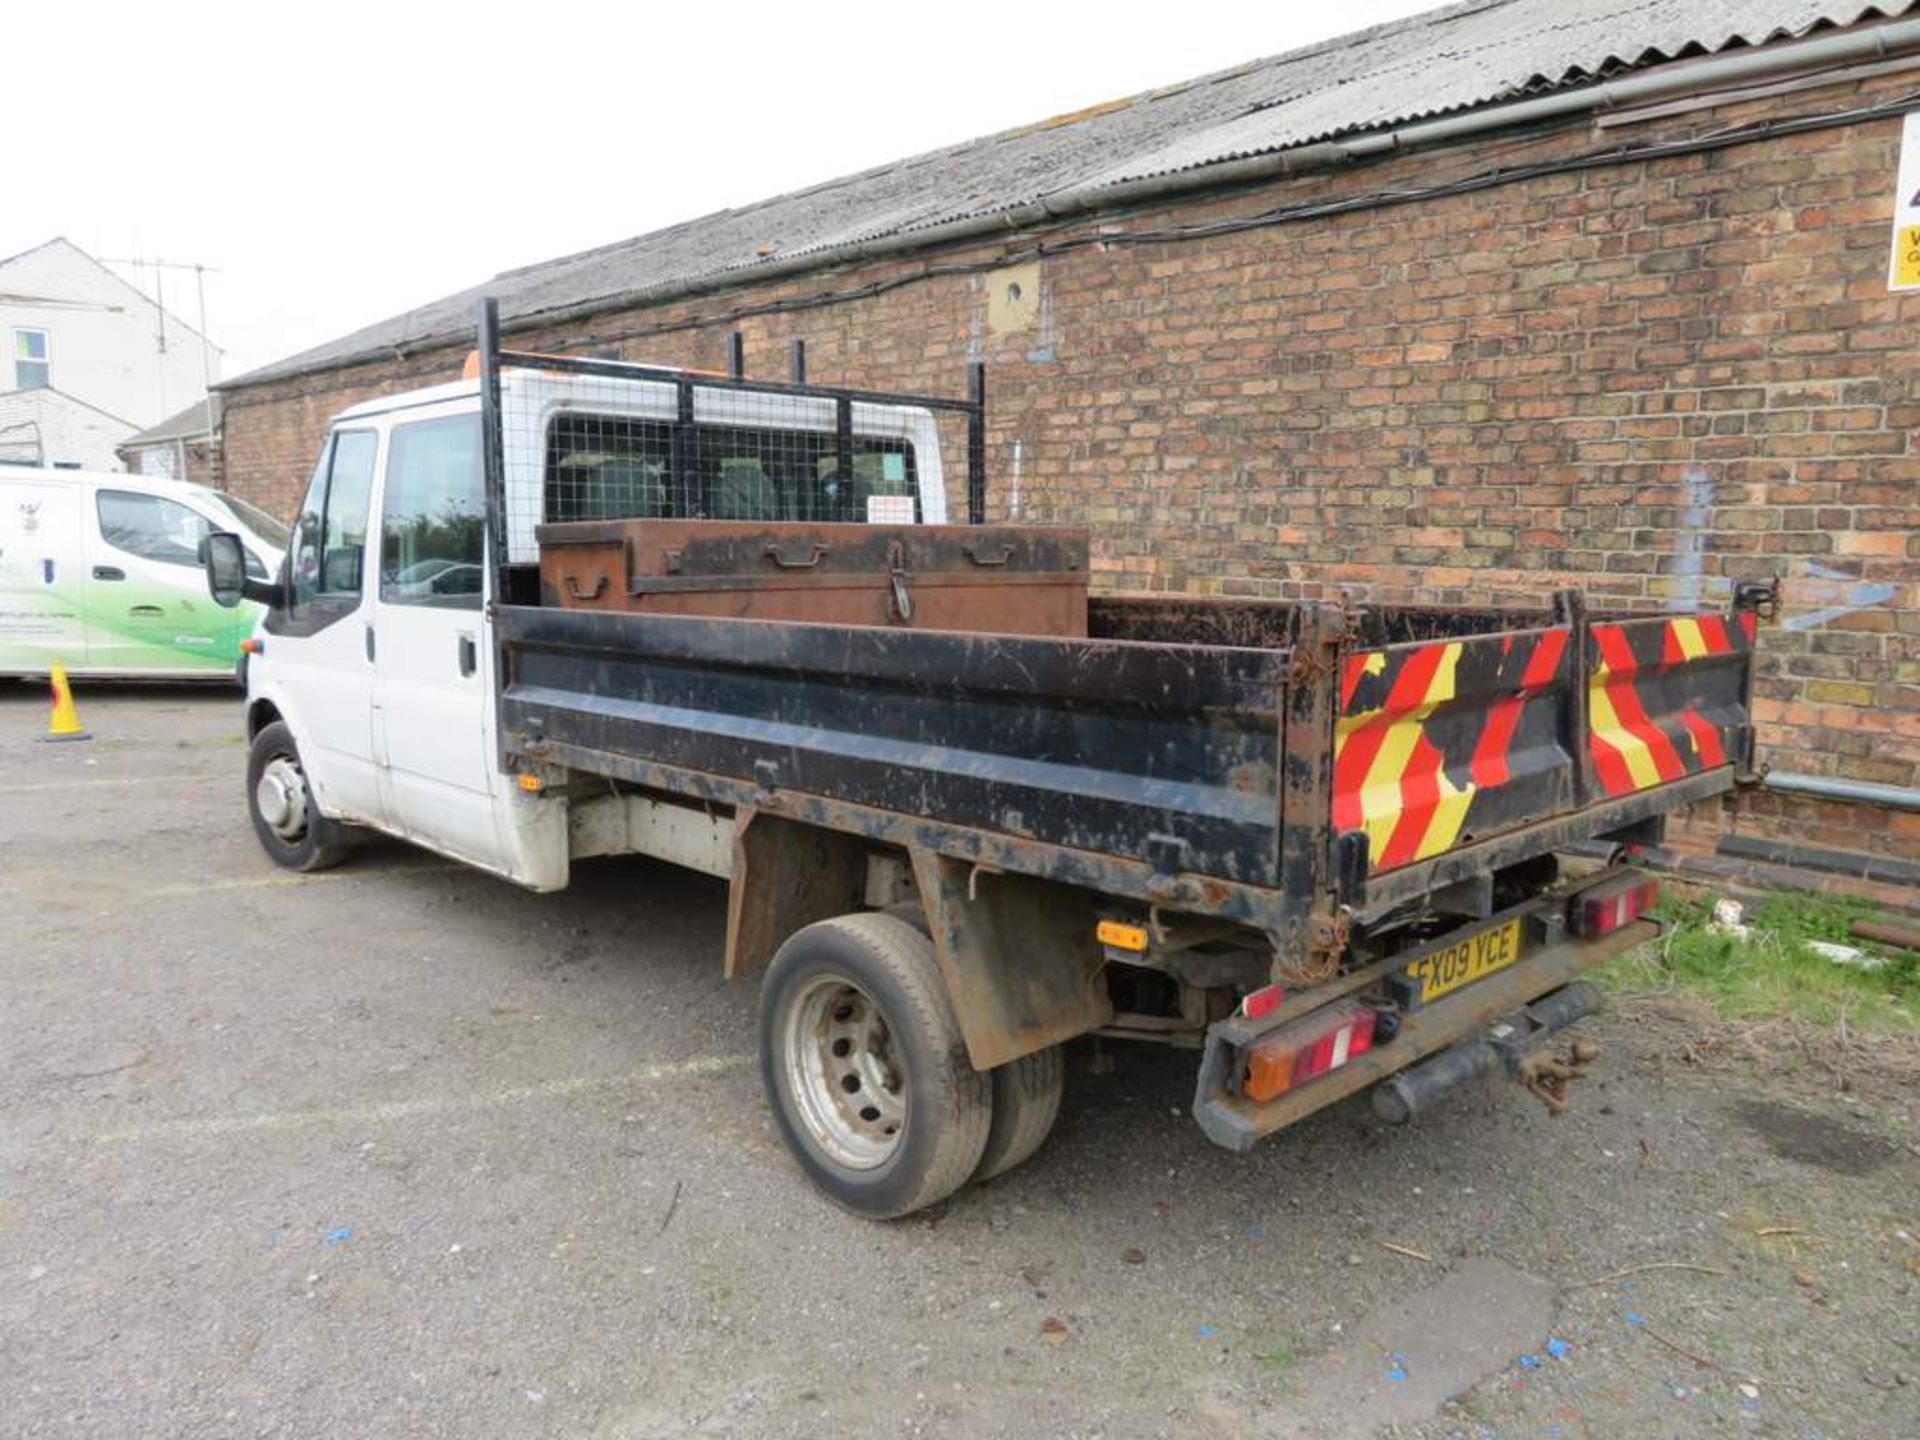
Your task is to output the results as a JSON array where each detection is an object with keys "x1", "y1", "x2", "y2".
[
  {"x1": 262, "y1": 428, "x2": 385, "y2": 825},
  {"x1": 367, "y1": 405, "x2": 505, "y2": 868},
  {"x1": 85, "y1": 483, "x2": 245, "y2": 674},
  {"x1": 0, "y1": 477, "x2": 87, "y2": 674}
]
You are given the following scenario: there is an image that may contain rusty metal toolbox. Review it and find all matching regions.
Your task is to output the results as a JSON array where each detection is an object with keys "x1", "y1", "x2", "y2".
[{"x1": 533, "y1": 519, "x2": 1090, "y2": 636}]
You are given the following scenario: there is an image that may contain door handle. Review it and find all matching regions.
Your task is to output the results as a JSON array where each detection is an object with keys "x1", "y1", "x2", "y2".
[
  {"x1": 130, "y1": 604, "x2": 165, "y2": 618},
  {"x1": 92, "y1": 566, "x2": 125, "y2": 581},
  {"x1": 365, "y1": 625, "x2": 376, "y2": 662},
  {"x1": 458, "y1": 634, "x2": 477, "y2": 677}
]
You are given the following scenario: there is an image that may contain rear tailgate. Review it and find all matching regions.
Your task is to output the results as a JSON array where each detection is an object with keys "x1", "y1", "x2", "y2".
[{"x1": 1333, "y1": 606, "x2": 1758, "y2": 888}]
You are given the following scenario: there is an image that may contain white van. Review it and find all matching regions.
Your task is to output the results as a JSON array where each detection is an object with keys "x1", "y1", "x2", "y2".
[{"x1": 0, "y1": 466, "x2": 285, "y2": 679}]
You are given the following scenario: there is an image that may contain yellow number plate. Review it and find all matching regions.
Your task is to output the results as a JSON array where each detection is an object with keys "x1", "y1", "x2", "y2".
[{"x1": 1398, "y1": 918, "x2": 1524, "y2": 1006}]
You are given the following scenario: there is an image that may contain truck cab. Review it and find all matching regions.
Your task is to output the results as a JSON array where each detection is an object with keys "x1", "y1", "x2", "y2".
[{"x1": 223, "y1": 363, "x2": 949, "y2": 882}]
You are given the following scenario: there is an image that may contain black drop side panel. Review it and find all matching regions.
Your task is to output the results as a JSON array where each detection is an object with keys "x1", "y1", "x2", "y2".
[{"x1": 497, "y1": 605, "x2": 1290, "y2": 887}]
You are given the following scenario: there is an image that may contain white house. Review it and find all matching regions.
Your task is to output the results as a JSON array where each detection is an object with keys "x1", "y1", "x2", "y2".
[
  {"x1": 0, "y1": 388, "x2": 138, "y2": 471},
  {"x1": 0, "y1": 237, "x2": 221, "y2": 469}
]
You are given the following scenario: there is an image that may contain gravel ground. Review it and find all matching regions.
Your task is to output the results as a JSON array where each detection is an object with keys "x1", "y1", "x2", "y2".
[{"x1": 1, "y1": 685, "x2": 1915, "y2": 1439}]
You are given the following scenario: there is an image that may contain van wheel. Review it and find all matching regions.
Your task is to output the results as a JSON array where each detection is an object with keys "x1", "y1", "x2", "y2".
[
  {"x1": 880, "y1": 901, "x2": 1064, "y2": 1182},
  {"x1": 247, "y1": 721, "x2": 352, "y2": 872},
  {"x1": 974, "y1": 1045, "x2": 1065, "y2": 1182},
  {"x1": 760, "y1": 913, "x2": 992, "y2": 1218}
]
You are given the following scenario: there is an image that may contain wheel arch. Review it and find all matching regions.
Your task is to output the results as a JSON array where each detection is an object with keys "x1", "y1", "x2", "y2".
[
  {"x1": 245, "y1": 696, "x2": 283, "y2": 740},
  {"x1": 724, "y1": 809, "x2": 1113, "y2": 1075}
]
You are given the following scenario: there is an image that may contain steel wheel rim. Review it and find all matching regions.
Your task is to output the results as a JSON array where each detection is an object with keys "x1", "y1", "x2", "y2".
[
  {"x1": 782, "y1": 974, "x2": 906, "y2": 1170},
  {"x1": 257, "y1": 754, "x2": 309, "y2": 842}
]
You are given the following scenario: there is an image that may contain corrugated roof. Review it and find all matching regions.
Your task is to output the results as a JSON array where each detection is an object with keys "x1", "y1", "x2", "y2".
[
  {"x1": 120, "y1": 396, "x2": 219, "y2": 448},
  {"x1": 226, "y1": 0, "x2": 1916, "y2": 389}
]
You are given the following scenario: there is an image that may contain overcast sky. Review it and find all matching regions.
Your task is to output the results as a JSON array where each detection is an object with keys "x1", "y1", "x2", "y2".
[{"x1": 9, "y1": 0, "x2": 1434, "y2": 382}]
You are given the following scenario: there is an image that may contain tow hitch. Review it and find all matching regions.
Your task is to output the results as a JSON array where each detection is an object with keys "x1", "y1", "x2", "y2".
[
  {"x1": 1370, "y1": 980, "x2": 1605, "y2": 1125},
  {"x1": 1518, "y1": 1035, "x2": 1603, "y2": 1115}
]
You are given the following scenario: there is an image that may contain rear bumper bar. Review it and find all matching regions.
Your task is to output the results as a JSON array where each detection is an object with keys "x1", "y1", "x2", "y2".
[{"x1": 1191, "y1": 919, "x2": 1656, "y2": 1151}]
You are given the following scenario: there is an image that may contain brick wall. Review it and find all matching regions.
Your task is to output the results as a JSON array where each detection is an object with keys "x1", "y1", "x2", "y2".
[{"x1": 220, "y1": 68, "x2": 1920, "y2": 860}]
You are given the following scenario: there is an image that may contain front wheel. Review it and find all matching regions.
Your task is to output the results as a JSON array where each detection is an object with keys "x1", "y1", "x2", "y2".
[
  {"x1": 246, "y1": 720, "x2": 353, "y2": 872},
  {"x1": 759, "y1": 912, "x2": 992, "y2": 1218}
]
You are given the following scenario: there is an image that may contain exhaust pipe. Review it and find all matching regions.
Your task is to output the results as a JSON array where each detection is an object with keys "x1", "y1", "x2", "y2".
[{"x1": 1371, "y1": 981, "x2": 1604, "y2": 1125}]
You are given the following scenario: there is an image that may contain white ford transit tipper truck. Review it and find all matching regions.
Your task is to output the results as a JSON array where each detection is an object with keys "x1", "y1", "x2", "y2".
[{"x1": 196, "y1": 303, "x2": 1766, "y2": 1217}]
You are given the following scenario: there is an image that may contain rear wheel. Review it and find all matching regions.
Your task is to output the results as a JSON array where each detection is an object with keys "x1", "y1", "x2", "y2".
[
  {"x1": 760, "y1": 912, "x2": 992, "y2": 1218},
  {"x1": 246, "y1": 720, "x2": 353, "y2": 872},
  {"x1": 974, "y1": 1045, "x2": 1065, "y2": 1182},
  {"x1": 881, "y1": 900, "x2": 1065, "y2": 1183}
]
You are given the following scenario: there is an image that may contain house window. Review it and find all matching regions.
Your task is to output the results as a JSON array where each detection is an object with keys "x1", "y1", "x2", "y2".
[{"x1": 12, "y1": 329, "x2": 50, "y2": 389}]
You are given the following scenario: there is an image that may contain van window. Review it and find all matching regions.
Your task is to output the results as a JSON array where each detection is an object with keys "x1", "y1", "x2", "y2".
[
  {"x1": 544, "y1": 412, "x2": 916, "y2": 525},
  {"x1": 96, "y1": 489, "x2": 212, "y2": 568},
  {"x1": 290, "y1": 429, "x2": 378, "y2": 612},
  {"x1": 379, "y1": 414, "x2": 485, "y2": 608}
]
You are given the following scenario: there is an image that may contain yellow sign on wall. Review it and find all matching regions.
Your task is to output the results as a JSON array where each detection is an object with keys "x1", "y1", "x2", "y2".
[
  {"x1": 1897, "y1": 224, "x2": 1920, "y2": 291},
  {"x1": 1891, "y1": 113, "x2": 1920, "y2": 293}
]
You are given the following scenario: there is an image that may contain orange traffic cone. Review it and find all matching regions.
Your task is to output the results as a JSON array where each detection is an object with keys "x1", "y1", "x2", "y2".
[{"x1": 42, "y1": 663, "x2": 90, "y2": 743}]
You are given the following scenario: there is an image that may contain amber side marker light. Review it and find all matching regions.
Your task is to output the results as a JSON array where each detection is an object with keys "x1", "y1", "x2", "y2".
[{"x1": 516, "y1": 772, "x2": 544, "y2": 794}]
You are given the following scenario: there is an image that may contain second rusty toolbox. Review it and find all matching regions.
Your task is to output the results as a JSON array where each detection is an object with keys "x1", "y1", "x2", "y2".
[{"x1": 533, "y1": 519, "x2": 1091, "y2": 635}]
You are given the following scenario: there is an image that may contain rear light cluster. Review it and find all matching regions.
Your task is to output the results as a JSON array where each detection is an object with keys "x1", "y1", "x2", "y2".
[
  {"x1": 1242, "y1": 1001, "x2": 1377, "y2": 1104},
  {"x1": 1571, "y1": 874, "x2": 1660, "y2": 938}
]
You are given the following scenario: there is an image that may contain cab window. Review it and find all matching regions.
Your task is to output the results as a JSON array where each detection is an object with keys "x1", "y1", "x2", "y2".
[
  {"x1": 96, "y1": 489, "x2": 212, "y2": 567},
  {"x1": 544, "y1": 412, "x2": 916, "y2": 524},
  {"x1": 379, "y1": 414, "x2": 485, "y2": 608},
  {"x1": 289, "y1": 429, "x2": 378, "y2": 614},
  {"x1": 544, "y1": 415, "x2": 672, "y2": 522}
]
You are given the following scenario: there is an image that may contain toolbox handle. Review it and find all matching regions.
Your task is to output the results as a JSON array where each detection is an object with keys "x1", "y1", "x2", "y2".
[
  {"x1": 764, "y1": 541, "x2": 830, "y2": 569},
  {"x1": 564, "y1": 574, "x2": 609, "y2": 601},
  {"x1": 963, "y1": 541, "x2": 1016, "y2": 567}
]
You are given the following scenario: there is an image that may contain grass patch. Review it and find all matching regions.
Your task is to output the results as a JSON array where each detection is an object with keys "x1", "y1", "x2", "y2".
[{"x1": 1599, "y1": 890, "x2": 1920, "y2": 1036}]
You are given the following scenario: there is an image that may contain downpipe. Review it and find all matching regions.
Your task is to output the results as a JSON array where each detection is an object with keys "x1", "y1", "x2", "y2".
[{"x1": 1371, "y1": 980, "x2": 1605, "y2": 1125}]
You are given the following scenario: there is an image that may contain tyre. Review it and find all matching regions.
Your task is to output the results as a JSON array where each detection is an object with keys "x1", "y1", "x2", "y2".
[
  {"x1": 973, "y1": 1045, "x2": 1065, "y2": 1182},
  {"x1": 878, "y1": 901, "x2": 1064, "y2": 1184},
  {"x1": 246, "y1": 720, "x2": 354, "y2": 872},
  {"x1": 759, "y1": 912, "x2": 992, "y2": 1218}
]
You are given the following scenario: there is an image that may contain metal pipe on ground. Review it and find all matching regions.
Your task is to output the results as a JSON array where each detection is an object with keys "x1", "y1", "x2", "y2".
[{"x1": 1852, "y1": 919, "x2": 1920, "y2": 954}]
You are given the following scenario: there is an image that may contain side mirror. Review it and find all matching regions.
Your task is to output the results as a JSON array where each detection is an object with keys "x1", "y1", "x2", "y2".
[{"x1": 204, "y1": 531, "x2": 247, "y2": 608}]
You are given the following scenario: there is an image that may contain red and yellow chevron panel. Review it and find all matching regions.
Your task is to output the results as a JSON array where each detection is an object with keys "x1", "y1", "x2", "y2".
[
  {"x1": 1335, "y1": 629, "x2": 1570, "y2": 873},
  {"x1": 1589, "y1": 616, "x2": 1747, "y2": 798},
  {"x1": 1334, "y1": 611, "x2": 1752, "y2": 875}
]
